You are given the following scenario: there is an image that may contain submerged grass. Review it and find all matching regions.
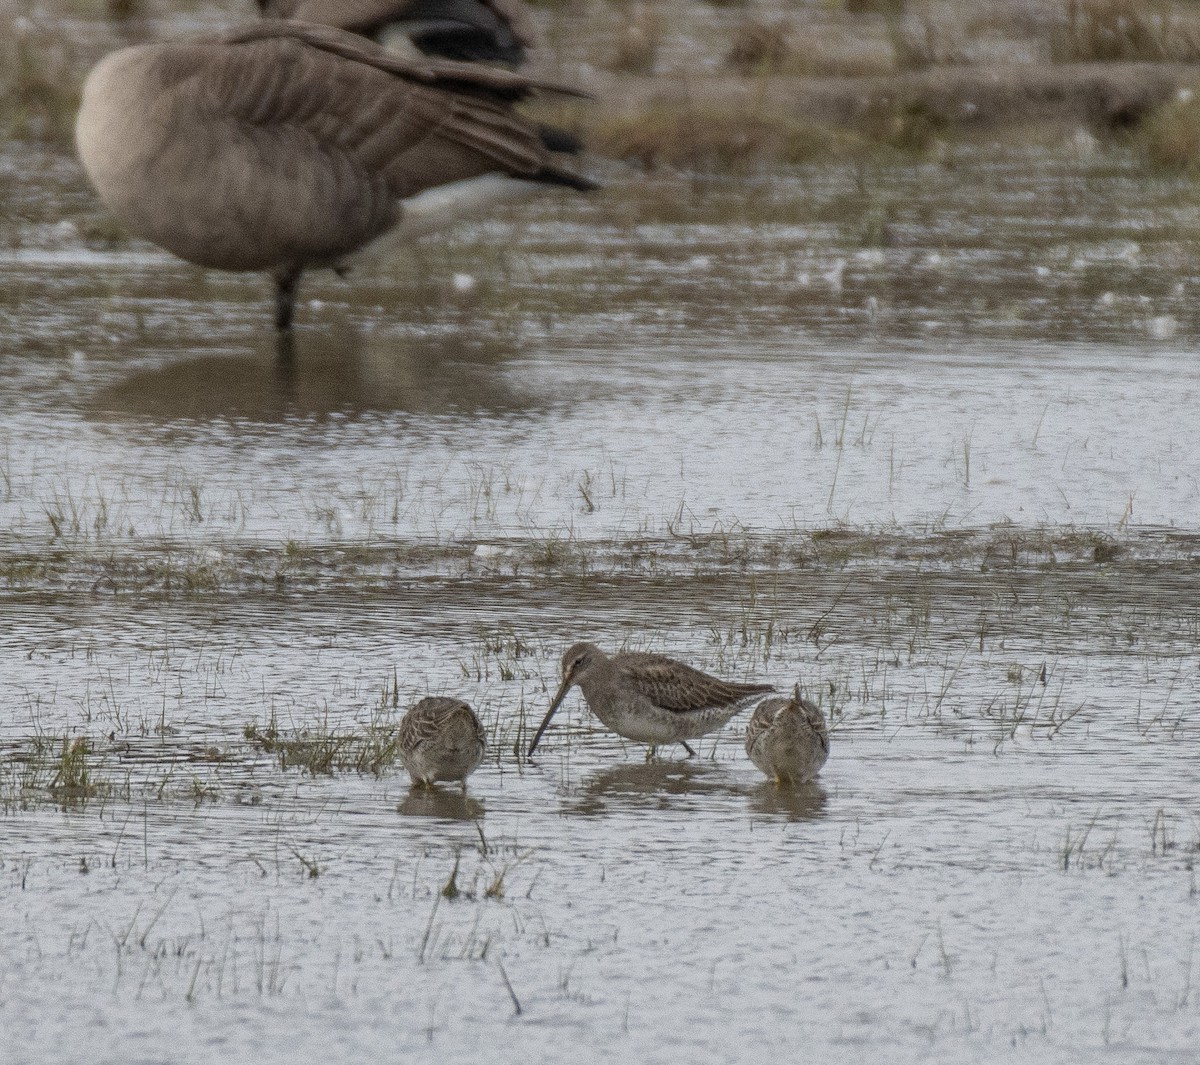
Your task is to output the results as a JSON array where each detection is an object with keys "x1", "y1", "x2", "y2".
[
  {"x1": 244, "y1": 707, "x2": 400, "y2": 777},
  {"x1": 0, "y1": 523, "x2": 1168, "y2": 599},
  {"x1": 1052, "y1": 0, "x2": 1200, "y2": 63}
]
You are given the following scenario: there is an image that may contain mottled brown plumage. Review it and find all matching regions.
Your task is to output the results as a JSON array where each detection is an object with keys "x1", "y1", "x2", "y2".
[
  {"x1": 397, "y1": 696, "x2": 486, "y2": 787},
  {"x1": 744, "y1": 684, "x2": 829, "y2": 786},
  {"x1": 75, "y1": 21, "x2": 592, "y2": 330},
  {"x1": 527, "y1": 642, "x2": 774, "y2": 757}
]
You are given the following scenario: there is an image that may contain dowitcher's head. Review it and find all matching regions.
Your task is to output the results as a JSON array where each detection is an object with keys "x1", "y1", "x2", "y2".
[
  {"x1": 527, "y1": 641, "x2": 606, "y2": 758},
  {"x1": 559, "y1": 641, "x2": 605, "y2": 687}
]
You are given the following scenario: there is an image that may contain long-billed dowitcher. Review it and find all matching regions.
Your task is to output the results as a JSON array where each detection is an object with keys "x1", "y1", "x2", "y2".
[
  {"x1": 744, "y1": 684, "x2": 828, "y2": 786},
  {"x1": 527, "y1": 642, "x2": 774, "y2": 758},
  {"x1": 75, "y1": 22, "x2": 593, "y2": 333},
  {"x1": 397, "y1": 696, "x2": 486, "y2": 788}
]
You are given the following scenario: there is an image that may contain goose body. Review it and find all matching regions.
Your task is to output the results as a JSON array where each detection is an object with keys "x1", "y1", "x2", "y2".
[
  {"x1": 528, "y1": 642, "x2": 774, "y2": 757},
  {"x1": 74, "y1": 23, "x2": 592, "y2": 329}
]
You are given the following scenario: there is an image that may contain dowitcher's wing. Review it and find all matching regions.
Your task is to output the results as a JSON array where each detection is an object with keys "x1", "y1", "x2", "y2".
[
  {"x1": 399, "y1": 696, "x2": 479, "y2": 751},
  {"x1": 794, "y1": 695, "x2": 830, "y2": 754},
  {"x1": 744, "y1": 695, "x2": 783, "y2": 750},
  {"x1": 616, "y1": 653, "x2": 774, "y2": 715}
]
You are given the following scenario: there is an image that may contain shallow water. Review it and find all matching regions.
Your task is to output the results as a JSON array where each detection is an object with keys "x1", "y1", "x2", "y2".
[{"x1": 3, "y1": 109, "x2": 1200, "y2": 1063}]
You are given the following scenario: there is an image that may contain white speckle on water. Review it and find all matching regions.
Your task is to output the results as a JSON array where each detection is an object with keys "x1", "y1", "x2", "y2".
[
  {"x1": 1146, "y1": 314, "x2": 1178, "y2": 340},
  {"x1": 1068, "y1": 126, "x2": 1098, "y2": 156},
  {"x1": 824, "y1": 258, "x2": 846, "y2": 292},
  {"x1": 453, "y1": 272, "x2": 477, "y2": 293}
]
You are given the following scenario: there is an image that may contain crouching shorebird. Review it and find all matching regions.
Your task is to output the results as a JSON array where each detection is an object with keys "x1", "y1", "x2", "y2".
[
  {"x1": 397, "y1": 696, "x2": 486, "y2": 789},
  {"x1": 74, "y1": 21, "x2": 594, "y2": 335},
  {"x1": 744, "y1": 685, "x2": 829, "y2": 787},
  {"x1": 527, "y1": 642, "x2": 774, "y2": 759}
]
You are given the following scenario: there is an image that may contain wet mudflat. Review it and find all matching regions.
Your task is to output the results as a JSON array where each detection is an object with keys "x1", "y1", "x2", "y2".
[{"x1": 3, "y1": 136, "x2": 1200, "y2": 1063}]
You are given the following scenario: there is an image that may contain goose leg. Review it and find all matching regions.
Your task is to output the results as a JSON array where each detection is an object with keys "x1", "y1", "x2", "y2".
[
  {"x1": 274, "y1": 328, "x2": 297, "y2": 368},
  {"x1": 273, "y1": 265, "x2": 302, "y2": 332},
  {"x1": 680, "y1": 740, "x2": 697, "y2": 758}
]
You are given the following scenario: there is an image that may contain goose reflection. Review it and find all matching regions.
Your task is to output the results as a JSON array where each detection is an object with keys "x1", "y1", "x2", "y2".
[{"x1": 88, "y1": 326, "x2": 537, "y2": 421}]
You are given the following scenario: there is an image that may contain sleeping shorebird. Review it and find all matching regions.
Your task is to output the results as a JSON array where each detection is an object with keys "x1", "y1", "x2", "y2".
[
  {"x1": 527, "y1": 642, "x2": 774, "y2": 758},
  {"x1": 74, "y1": 21, "x2": 593, "y2": 334},
  {"x1": 257, "y1": 0, "x2": 537, "y2": 65},
  {"x1": 744, "y1": 684, "x2": 829, "y2": 786},
  {"x1": 397, "y1": 696, "x2": 486, "y2": 788}
]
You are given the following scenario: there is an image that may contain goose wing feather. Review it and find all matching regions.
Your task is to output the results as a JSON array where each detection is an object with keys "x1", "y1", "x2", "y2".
[
  {"x1": 89, "y1": 25, "x2": 587, "y2": 270},
  {"x1": 264, "y1": 0, "x2": 538, "y2": 51},
  {"x1": 226, "y1": 22, "x2": 586, "y2": 97}
]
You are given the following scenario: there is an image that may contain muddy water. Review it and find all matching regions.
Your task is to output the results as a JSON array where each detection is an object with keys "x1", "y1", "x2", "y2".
[{"x1": 3, "y1": 137, "x2": 1200, "y2": 1063}]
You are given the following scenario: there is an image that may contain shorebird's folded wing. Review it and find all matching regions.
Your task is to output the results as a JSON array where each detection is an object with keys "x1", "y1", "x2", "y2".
[
  {"x1": 744, "y1": 697, "x2": 779, "y2": 749},
  {"x1": 795, "y1": 696, "x2": 830, "y2": 753},
  {"x1": 399, "y1": 697, "x2": 476, "y2": 749},
  {"x1": 621, "y1": 654, "x2": 774, "y2": 715}
]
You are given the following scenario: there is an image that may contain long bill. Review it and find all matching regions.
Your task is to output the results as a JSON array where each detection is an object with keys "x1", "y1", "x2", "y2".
[{"x1": 527, "y1": 677, "x2": 572, "y2": 757}]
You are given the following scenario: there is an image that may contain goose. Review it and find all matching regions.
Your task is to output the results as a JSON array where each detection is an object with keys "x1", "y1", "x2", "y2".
[
  {"x1": 257, "y1": 0, "x2": 536, "y2": 65},
  {"x1": 74, "y1": 21, "x2": 593, "y2": 333}
]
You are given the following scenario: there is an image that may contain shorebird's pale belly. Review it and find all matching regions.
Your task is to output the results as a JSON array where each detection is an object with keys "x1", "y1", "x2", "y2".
[{"x1": 583, "y1": 691, "x2": 755, "y2": 744}]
